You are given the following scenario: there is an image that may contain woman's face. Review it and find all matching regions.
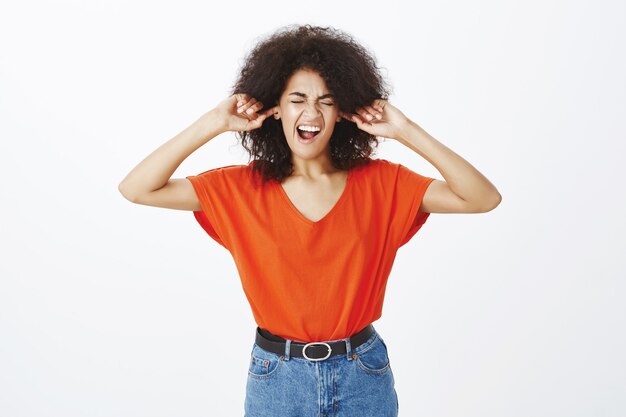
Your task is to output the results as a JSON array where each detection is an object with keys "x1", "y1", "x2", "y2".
[{"x1": 274, "y1": 68, "x2": 342, "y2": 161}]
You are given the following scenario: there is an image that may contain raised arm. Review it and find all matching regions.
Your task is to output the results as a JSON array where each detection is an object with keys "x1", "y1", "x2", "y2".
[
  {"x1": 344, "y1": 99, "x2": 502, "y2": 213},
  {"x1": 118, "y1": 94, "x2": 274, "y2": 211},
  {"x1": 117, "y1": 110, "x2": 224, "y2": 211}
]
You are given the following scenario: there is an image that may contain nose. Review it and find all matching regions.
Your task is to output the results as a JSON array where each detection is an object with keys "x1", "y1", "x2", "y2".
[{"x1": 302, "y1": 100, "x2": 323, "y2": 116}]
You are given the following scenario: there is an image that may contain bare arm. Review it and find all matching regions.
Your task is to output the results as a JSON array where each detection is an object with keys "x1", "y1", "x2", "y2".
[
  {"x1": 397, "y1": 120, "x2": 502, "y2": 214},
  {"x1": 346, "y1": 100, "x2": 502, "y2": 214},
  {"x1": 117, "y1": 110, "x2": 225, "y2": 211},
  {"x1": 118, "y1": 93, "x2": 275, "y2": 211}
]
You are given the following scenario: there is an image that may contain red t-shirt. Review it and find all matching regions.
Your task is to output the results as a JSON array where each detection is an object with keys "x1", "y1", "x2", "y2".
[{"x1": 186, "y1": 158, "x2": 435, "y2": 342}]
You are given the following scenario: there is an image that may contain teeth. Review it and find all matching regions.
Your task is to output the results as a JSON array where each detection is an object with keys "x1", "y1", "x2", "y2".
[{"x1": 298, "y1": 125, "x2": 321, "y2": 132}]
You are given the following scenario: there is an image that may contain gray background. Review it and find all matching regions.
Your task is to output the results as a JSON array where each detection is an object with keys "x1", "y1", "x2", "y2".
[{"x1": 1, "y1": 0, "x2": 624, "y2": 416}]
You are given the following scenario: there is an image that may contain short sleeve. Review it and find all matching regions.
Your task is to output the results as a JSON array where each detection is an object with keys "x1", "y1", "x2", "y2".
[
  {"x1": 186, "y1": 166, "x2": 239, "y2": 250},
  {"x1": 395, "y1": 163, "x2": 436, "y2": 248}
]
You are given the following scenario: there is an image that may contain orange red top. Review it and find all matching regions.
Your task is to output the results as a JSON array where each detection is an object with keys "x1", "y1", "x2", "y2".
[{"x1": 186, "y1": 158, "x2": 435, "y2": 342}]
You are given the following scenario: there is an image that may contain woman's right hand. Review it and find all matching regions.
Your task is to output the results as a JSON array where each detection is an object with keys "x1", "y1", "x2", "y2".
[{"x1": 212, "y1": 93, "x2": 276, "y2": 133}]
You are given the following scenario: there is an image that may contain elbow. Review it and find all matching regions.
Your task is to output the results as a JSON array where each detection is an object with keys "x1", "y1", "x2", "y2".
[
  {"x1": 118, "y1": 182, "x2": 138, "y2": 203},
  {"x1": 469, "y1": 192, "x2": 502, "y2": 213},
  {"x1": 481, "y1": 191, "x2": 502, "y2": 212}
]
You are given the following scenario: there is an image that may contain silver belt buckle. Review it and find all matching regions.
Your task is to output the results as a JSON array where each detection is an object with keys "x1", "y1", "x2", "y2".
[{"x1": 302, "y1": 342, "x2": 332, "y2": 361}]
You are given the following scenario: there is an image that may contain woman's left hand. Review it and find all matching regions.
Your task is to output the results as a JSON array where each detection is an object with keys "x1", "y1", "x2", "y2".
[{"x1": 339, "y1": 99, "x2": 411, "y2": 141}]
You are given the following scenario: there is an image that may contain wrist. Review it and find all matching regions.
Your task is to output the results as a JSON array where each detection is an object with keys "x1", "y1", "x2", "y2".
[
  {"x1": 396, "y1": 117, "x2": 416, "y2": 143},
  {"x1": 196, "y1": 109, "x2": 227, "y2": 138}
]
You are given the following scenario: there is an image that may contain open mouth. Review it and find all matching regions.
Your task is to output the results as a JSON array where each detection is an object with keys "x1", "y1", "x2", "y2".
[{"x1": 296, "y1": 126, "x2": 321, "y2": 142}]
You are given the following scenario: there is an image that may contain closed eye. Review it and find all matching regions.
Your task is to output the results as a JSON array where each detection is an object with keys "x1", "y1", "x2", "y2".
[{"x1": 291, "y1": 101, "x2": 334, "y2": 106}]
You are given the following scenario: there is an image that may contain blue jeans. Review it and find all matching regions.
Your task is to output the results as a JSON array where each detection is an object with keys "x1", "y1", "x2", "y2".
[{"x1": 244, "y1": 326, "x2": 399, "y2": 416}]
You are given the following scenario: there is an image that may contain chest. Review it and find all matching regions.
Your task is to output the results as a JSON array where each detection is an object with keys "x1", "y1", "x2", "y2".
[{"x1": 277, "y1": 171, "x2": 350, "y2": 224}]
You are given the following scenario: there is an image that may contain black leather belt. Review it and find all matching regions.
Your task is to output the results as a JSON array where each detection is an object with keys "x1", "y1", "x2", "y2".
[{"x1": 254, "y1": 324, "x2": 375, "y2": 361}]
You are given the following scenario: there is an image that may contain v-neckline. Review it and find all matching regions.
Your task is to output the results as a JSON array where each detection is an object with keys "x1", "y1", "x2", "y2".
[{"x1": 275, "y1": 168, "x2": 354, "y2": 226}]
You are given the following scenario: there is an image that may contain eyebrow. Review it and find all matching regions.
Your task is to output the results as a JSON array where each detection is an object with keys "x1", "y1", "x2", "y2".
[{"x1": 288, "y1": 92, "x2": 336, "y2": 100}]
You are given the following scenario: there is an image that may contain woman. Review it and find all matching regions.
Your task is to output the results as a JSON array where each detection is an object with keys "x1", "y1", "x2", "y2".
[{"x1": 119, "y1": 24, "x2": 501, "y2": 417}]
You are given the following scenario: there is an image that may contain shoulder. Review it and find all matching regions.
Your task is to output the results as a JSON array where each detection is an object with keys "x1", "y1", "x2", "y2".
[
  {"x1": 346, "y1": 158, "x2": 396, "y2": 182},
  {"x1": 361, "y1": 157, "x2": 398, "y2": 176},
  {"x1": 350, "y1": 157, "x2": 390, "y2": 173},
  {"x1": 190, "y1": 163, "x2": 250, "y2": 182},
  {"x1": 366, "y1": 157, "x2": 398, "y2": 169},
  {"x1": 370, "y1": 158, "x2": 425, "y2": 177},
  {"x1": 363, "y1": 158, "x2": 433, "y2": 191},
  {"x1": 194, "y1": 163, "x2": 248, "y2": 176},
  {"x1": 186, "y1": 164, "x2": 255, "y2": 197}
]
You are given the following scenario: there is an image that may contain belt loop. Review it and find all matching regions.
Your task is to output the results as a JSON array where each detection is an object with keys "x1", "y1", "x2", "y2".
[
  {"x1": 345, "y1": 336, "x2": 352, "y2": 361},
  {"x1": 284, "y1": 339, "x2": 291, "y2": 361}
]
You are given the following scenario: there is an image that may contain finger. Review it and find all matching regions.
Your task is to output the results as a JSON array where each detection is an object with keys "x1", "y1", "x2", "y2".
[
  {"x1": 356, "y1": 108, "x2": 374, "y2": 122},
  {"x1": 350, "y1": 113, "x2": 366, "y2": 126},
  {"x1": 240, "y1": 98, "x2": 258, "y2": 114},
  {"x1": 373, "y1": 99, "x2": 386, "y2": 111},
  {"x1": 235, "y1": 93, "x2": 249, "y2": 108},
  {"x1": 261, "y1": 106, "x2": 277, "y2": 118},
  {"x1": 364, "y1": 105, "x2": 382, "y2": 120},
  {"x1": 248, "y1": 105, "x2": 267, "y2": 121},
  {"x1": 245, "y1": 101, "x2": 264, "y2": 115},
  {"x1": 353, "y1": 114, "x2": 373, "y2": 130},
  {"x1": 247, "y1": 113, "x2": 269, "y2": 130},
  {"x1": 339, "y1": 111, "x2": 352, "y2": 120},
  {"x1": 236, "y1": 100, "x2": 247, "y2": 113},
  {"x1": 245, "y1": 99, "x2": 262, "y2": 115},
  {"x1": 239, "y1": 101, "x2": 259, "y2": 116},
  {"x1": 237, "y1": 101, "x2": 248, "y2": 113},
  {"x1": 236, "y1": 95, "x2": 254, "y2": 113},
  {"x1": 255, "y1": 112, "x2": 270, "y2": 125}
]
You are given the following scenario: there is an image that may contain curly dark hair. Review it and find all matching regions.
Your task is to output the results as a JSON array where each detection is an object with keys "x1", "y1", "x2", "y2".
[{"x1": 229, "y1": 24, "x2": 393, "y2": 186}]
